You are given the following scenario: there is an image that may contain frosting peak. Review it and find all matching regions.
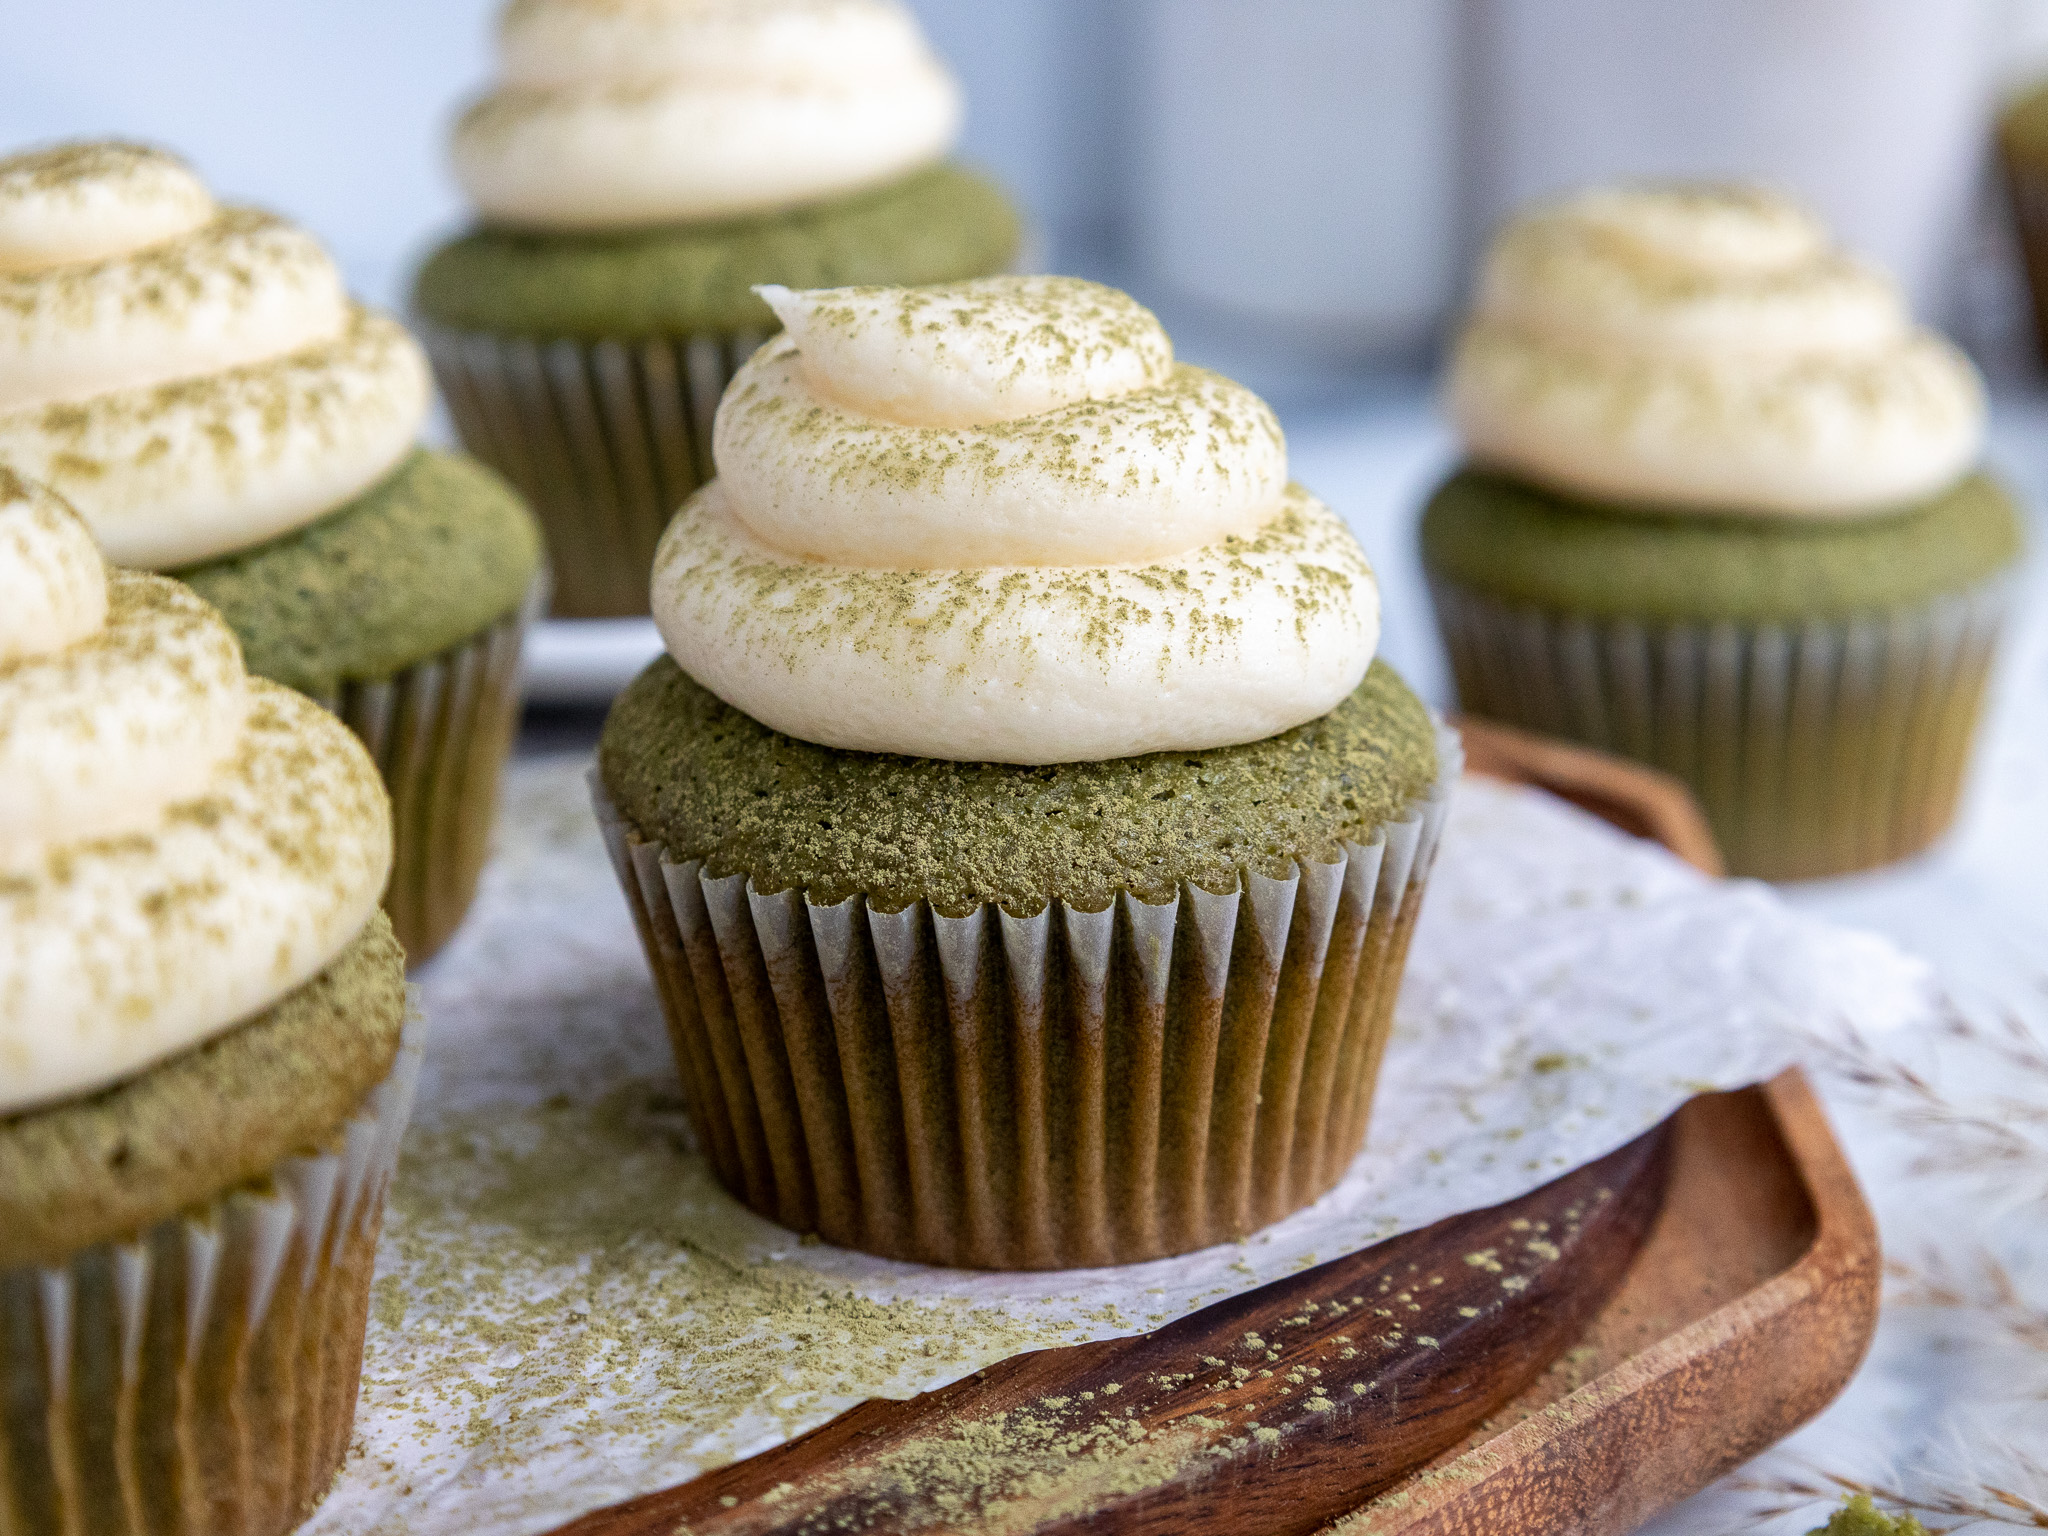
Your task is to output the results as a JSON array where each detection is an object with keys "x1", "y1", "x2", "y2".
[
  {"x1": 1564, "y1": 185, "x2": 1829, "y2": 274},
  {"x1": 497, "y1": 0, "x2": 938, "y2": 89},
  {"x1": 758, "y1": 278, "x2": 1174, "y2": 427},
  {"x1": 715, "y1": 277, "x2": 1286, "y2": 569},
  {"x1": 0, "y1": 477, "x2": 391, "y2": 1114},
  {"x1": 1449, "y1": 183, "x2": 1984, "y2": 517},
  {"x1": 655, "y1": 277, "x2": 1379, "y2": 764},
  {"x1": 0, "y1": 141, "x2": 213, "y2": 274},
  {"x1": 0, "y1": 481, "x2": 248, "y2": 868},
  {"x1": 453, "y1": 0, "x2": 962, "y2": 229},
  {"x1": 0, "y1": 138, "x2": 429, "y2": 568}
]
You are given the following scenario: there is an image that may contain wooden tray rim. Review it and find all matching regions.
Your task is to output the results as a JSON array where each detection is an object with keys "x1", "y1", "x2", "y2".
[{"x1": 1332, "y1": 1066, "x2": 1881, "y2": 1532}]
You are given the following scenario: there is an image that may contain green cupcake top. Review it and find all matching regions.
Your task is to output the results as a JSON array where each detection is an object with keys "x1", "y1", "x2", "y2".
[
  {"x1": 0, "y1": 913, "x2": 406, "y2": 1268},
  {"x1": 412, "y1": 163, "x2": 1021, "y2": 341},
  {"x1": 600, "y1": 658, "x2": 1440, "y2": 919},
  {"x1": 177, "y1": 448, "x2": 542, "y2": 694},
  {"x1": 1421, "y1": 467, "x2": 2023, "y2": 623}
]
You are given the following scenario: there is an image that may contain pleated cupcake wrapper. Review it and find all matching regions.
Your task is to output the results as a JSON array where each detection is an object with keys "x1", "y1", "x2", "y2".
[
  {"x1": 313, "y1": 580, "x2": 543, "y2": 965},
  {"x1": 1, "y1": 1020, "x2": 423, "y2": 1536},
  {"x1": 1430, "y1": 574, "x2": 2011, "y2": 881},
  {"x1": 420, "y1": 322, "x2": 769, "y2": 619},
  {"x1": 591, "y1": 721, "x2": 1461, "y2": 1271}
]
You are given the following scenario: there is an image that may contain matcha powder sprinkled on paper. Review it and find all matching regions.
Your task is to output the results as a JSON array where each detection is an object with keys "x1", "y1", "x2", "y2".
[{"x1": 347, "y1": 1085, "x2": 1074, "y2": 1516}]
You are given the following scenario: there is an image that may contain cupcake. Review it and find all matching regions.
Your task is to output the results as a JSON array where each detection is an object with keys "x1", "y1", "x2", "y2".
[
  {"x1": 594, "y1": 277, "x2": 1456, "y2": 1270},
  {"x1": 0, "y1": 140, "x2": 545, "y2": 961},
  {"x1": 1423, "y1": 185, "x2": 2022, "y2": 881},
  {"x1": 0, "y1": 473, "x2": 415, "y2": 1535},
  {"x1": 414, "y1": 0, "x2": 1022, "y2": 619}
]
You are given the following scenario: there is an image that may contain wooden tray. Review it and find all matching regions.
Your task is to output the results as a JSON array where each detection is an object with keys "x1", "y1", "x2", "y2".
[
  {"x1": 1335, "y1": 1068, "x2": 1876, "y2": 1534},
  {"x1": 544, "y1": 732, "x2": 1878, "y2": 1535},
  {"x1": 1454, "y1": 714, "x2": 1727, "y2": 878},
  {"x1": 1346, "y1": 725, "x2": 1877, "y2": 1532}
]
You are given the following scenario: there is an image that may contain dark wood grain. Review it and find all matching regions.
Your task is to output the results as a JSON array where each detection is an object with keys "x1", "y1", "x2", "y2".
[
  {"x1": 1329, "y1": 1069, "x2": 1878, "y2": 1536},
  {"x1": 553, "y1": 1119, "x2": 1671, "y2": 1536}
]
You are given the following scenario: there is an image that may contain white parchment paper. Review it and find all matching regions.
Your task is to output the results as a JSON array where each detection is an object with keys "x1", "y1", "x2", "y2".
[{"x1": 306, "y1": 761, "x2": 1928, "y2": 1536}]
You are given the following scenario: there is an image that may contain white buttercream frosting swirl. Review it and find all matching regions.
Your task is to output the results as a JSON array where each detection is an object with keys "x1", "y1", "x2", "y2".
[
  {"x1": 0, "y1": 140, "x2": 429, "y2": 568},
  {"x1": 0, "y1": 141, "x2": 213, "y2": 274},
  {"x1": 0, "y1": 473, "x2": 392, "y2": 1115},
  {"x1": 653, "y1": 276, "x2": 1379, "y2": 763},
  {"x1": 0, "y1": 480, "x2": 104, "y2": 661},
  {"x1": 1448, "y1": 184, "x2": 1985, "y2": 517},
  {"x1": 453, "y1": 0, "x2": 962, "y2": 229}
]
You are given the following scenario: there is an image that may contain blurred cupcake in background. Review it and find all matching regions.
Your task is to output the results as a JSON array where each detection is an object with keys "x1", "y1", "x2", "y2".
[
  {"x1": 1422, "y1": 184, "x2": 2023, "y2": 880},
  {"x1": 0, "y1": 473, "x2": 416, "y2": 1535},
  {"x1": 595, "y1": 276, "x2": 1454, "y2": 1269},
  {"x1": 1999, "y1": 78, "x2": 2048, "y2": 367},
  {"x1": 413, "y1": 0, "x2": 1021, "y2": 619},
  {"x1": 0, "y1": 140, "x2": 544, "y2": 962}
]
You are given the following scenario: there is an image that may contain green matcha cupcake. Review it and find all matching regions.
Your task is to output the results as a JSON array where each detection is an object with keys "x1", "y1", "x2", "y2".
[
  {"x1": 1424, "y1": 184, "x2": 2021, "y2": 880},
  {"x1": 413, "y1": 0, "x2": 1021, "y2": 619},
  {"x1": 595, "y1": 278, "x2": 1455, "y2": 1269},
  {"x1": 0, "y1": 140, "x2": 545, "y2": 960},
  {"x1": 0, "y1": 477, "x2": 418, "y2": 1536}
]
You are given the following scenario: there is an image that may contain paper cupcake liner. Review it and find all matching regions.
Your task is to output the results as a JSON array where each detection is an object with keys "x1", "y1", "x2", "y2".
[
  {"x1": 0, "y1": 1019, "x2": 423, "y2": 1536},
  {"x1": 421, "y1": 324, "x2": 769, "y2": 619},
  {"x1": 590, "y1": 723, "x2": 1460, "y2": 1270},
  {"x1": 312, "y1": 581, "x2": 541, "y2": 965},
  {"x1": 1429, "y1": 576, "x2": 2010, "y2": 881}
]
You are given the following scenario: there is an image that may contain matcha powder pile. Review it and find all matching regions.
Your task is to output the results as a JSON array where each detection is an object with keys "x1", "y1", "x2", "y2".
[{"x1": 350, "y1": 1085, "x2": 1076, "y2": 1522}]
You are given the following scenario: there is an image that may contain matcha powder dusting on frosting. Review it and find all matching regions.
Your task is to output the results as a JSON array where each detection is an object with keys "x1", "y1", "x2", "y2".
[
  {"x1": 653, "y1": 274, "x2": 1383, "y2": 764},
  {"x1": 0, "y1": 473, "x2": 390, "y2": 1115},
  {"x1": 0, "y1": 137, "x2": 432, "y2": 571}
]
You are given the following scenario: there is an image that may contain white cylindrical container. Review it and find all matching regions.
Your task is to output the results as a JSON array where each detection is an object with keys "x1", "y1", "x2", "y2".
[
  {"x1": 1130, "y1": 0, "x2": 1463, "y2": 359},
  {"x1": 1469, "y1": 0, "x2": 1996, "y2": 322}
]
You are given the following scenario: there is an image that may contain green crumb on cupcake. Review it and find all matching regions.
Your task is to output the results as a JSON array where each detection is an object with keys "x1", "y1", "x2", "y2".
[
  {"x1": 600, "y1": 659, "x2": 1439, "y2": 918},
  {"x1": 413, "y1": 164, "x2": 1021, "y2": 340},
  {"x1": 1422, "y1": 468, "x2": 2023, "y2": 623},
  {"x1": 177, "y1": 448, "x2": 542, "y2": 695}
]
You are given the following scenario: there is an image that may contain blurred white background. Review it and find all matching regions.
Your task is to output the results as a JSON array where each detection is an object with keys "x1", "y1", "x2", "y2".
[
  {"x1": 0, "y1": 0, "x2": 1132, "y2": 318},
  {"x1": 1, "y1": 1, "x2": 502, "y2": 311},
  {"x1": 12, "y1": 0, "x2": 2048, "y2": 699},
  {"x1": 12, "y1": 0, "x2": 2048, "y2": 365}
]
